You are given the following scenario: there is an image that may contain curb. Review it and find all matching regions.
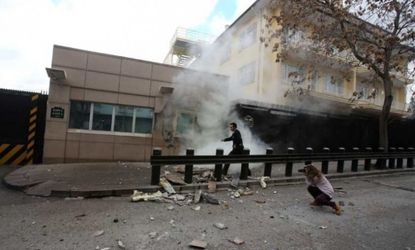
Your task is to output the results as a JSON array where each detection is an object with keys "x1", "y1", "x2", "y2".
[{"x1": 40, "y1": 168, "x2": 415, "y2": 198}]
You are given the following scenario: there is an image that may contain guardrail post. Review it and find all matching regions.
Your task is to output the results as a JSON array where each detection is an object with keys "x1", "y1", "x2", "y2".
[
  {"x1": 214, "y1": 148, "x2": 224, "y2": 181},
  {"x1": 184, "y1": 148, "x2": 194, "y2": 184},
  {"x1": 388, "y1": 147, "x2": 396, "y2": 169},
  {"x1": 285, "y1": 147, "x2": 294, "y2": 177},
  {"x1": 264, "y1": 148, "x2": 274, "y2": 177},
  {"x1": 377, "y1": 147, "x2": 386, "y2": 169},
  {"x1": 396, "y1": 147, "x2": 404, "y2": 168},
  {"x1": 151, "y1": 148, "x2": 162, "y2": 185},
  {"x1": 407, "y1": 147, "x2": 414, "y2": 168},
  {"x1": 351, "y1": 147, "x2": 359, "y2": 172},
  {"x1": 321, "y1": 147, "x2": 330, "y2": 174},
  {"x1": 337, "y1": 147, "x2": 345, "y2": 173},
  {"x1": 240, "y1": 148, "x2": 250, "y2": 180},
  {"x1": 364, "y1": 147, "x2": 372, "y2": 171},
  {"x1": 305, "y1": 147, "x2": 313, "y2": 165}
]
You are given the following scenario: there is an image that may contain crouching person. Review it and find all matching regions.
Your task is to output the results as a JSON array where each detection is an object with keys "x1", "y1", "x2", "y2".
[{"x1": 302, "y1": 164, "x2": 342, "y2": 215}]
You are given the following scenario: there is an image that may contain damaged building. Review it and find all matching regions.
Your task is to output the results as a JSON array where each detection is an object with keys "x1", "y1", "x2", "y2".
[{"x1": 44, "y1": 45, "x2": 227, "y2": 163}]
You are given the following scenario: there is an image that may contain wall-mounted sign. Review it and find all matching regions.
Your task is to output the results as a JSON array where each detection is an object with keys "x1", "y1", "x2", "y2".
[{"x1": 51, "y1": 107, "x2": 65, "y2": 119}]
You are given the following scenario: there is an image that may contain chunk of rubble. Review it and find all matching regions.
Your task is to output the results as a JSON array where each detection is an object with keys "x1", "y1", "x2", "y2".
[
  {"x1": 229, "y1": 237, "x2": 245, "y2": 245},
  {"x1": 131, "y1": 190, "x2": 162, "y2": 202},
  {"x1": 231, "y1": 174, "x2": 240, "y2": 188},
  {"x1": 149, "y1": 232, "x2": 157, "y2": 239},
  {"x1": 201, "y1": 192, "x2": 220, "y2": 205},
  {"x1": 192, "y1": 205, "x2": 201, "y2": 211},
  {"x1": 93, "y1": 230, "x2": 104, "y2": 237},
  {"x1": 160, "y1": 178, "x2": 176, "y2": 194},
  {"x1": 213, "y1": 223, "x2": 227, "y2": 230},
  {"x1": 165, "y1": 173, "x2": 186, "y2": 185},
  {"x1": 260, "y1": 176, "x2": 269, "y2": 189},
  {"x1": 319, "y1": 225, "x2": 327, "y2": 229},
  {"x1": 117, "y1": 240, "x2": 126, "y2": 249},
  {"x1": 208, "y1": 180, "x2": 216, "y2": 193},
  {"x1": 189, "y1": 239, "x2": 207, "y2": 249},
  {"x1": 194, "y1": 190, "x2": 202, "y2": 204}
]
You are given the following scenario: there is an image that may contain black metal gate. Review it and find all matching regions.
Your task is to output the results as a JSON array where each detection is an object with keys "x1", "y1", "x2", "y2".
[{"x1": 0, "y1": 89, "x2": 47, "y2": 165}]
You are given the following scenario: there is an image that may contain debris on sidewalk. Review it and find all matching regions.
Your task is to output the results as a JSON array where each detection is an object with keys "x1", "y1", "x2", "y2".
[
  {"x1": 64, "y1": 196, "x2": 84, "y2": 201},
  {"x1": 208, "y1": 180, "x2": 216, "y2": 193},
  {"x1": 231, "y1": 174, "x2": 240, "y2": 188},
  {"x1": 117, "y1": 240, "x2": 126, "y2": 249},
  {"x1": 189, "y1": 239, "x2": 207, "y2": 249},
  {"x1": 194, "y1": 189, "x2": 202, "y2": 204},
  {"x1": 192, "y1": 205, "x2": 201, "y2": 211},
  {"x1": 241, "y1": 187, "x2": 254, "y2": 196},
  {"x1": 229, "y1": 237, "x2": 245, "y2": 245},
  {"x1": 131, "y1": 190, "x2": 162, "y2": 202},
  {"x1": 255, "y1": 199, "x2": 266, "y2": 204},
  {"x1": 213, "y1": 222, "x2": 227, "y2": 230},
  {"x1": 201, "y1": 192, "x2": 220, "y2": 205},
  {"x1": 165, "y1": 173, "x2": 186, "y2": 185},
  {"x1": 167, "y1": 205, "x2": 174, "y2": 210},
  {"x1": 160, "y1": 178, "x2": 176, "y2": 194},
  {"x1": 148, "y1": 232, "x2": 157, "y2": 239},
  {"x1": 221, "y1": 201, "x2": 230, "y2": 209},
  {"x1": 260, "y1": 176, "x2": 270, "y2": 189},
  {"x1": 93, "y1": 230, "x2": 104, "y2": 237},
  {"x1": 319, "y1": 225, "x2": 327, "y2": 229}
]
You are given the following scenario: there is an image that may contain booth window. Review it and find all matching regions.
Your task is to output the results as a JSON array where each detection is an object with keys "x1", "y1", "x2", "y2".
[
  {"x1": 92, "y1": 103, "x2": 113, "y2": 131},
  {"x1": 176, "y1": 112, "x2": 195, "y2": 135},
  {"x1": 69, "y1": 100, "x2": 153, "y2": 135},
  {"x1": 69, "y1": 101, "x2": 91, "y2": 129},
  {"x1": 134, "y1": 107, "x2": 153, "y2": 134},
  {"x1": 115, "y1": 105, "x2": 134, "y2": 132}
]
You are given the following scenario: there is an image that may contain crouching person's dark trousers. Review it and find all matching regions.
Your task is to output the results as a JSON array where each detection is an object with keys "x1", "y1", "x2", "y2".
[{"x1": 307, "y1": 185, "x2": 336, "y2": 209}]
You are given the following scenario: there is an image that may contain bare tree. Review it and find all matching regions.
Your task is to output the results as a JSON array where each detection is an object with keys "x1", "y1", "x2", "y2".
[{"x1": 261, "y1": 0, "x2": 415, "y2": 151}]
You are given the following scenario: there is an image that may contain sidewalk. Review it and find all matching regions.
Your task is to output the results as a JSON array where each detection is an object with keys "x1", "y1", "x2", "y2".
[{"x1": 3, "y1": 160, "x2": 415, "y2": 197}]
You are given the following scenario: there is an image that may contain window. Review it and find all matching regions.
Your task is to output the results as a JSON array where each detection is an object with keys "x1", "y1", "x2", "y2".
[
  {"x1": 92, "y1": 103, "x2": 114, "y2": 131},
  {"x1": 238, "y1": 23, "x2": 257, "y2": 51},
  {"x1": 115, "y1": 105, "x2": 134, "y2": 132},
  {"x1": 176, "y1": 112, "x2": 195, "y2": 135},
  {"x1": 283, "y1": 64, "x2": 305, "y2": 85},
  {"x1": 237, "y1": 61, "x2": 256, "y2": 86},
  {"x1": 69, "y1": 100, "x2": 153, "y2": 135},
  {"x1": 220, "y1": 42, "x2": 231, "y2": 64},
  {"x1": 69, "y1": 101, "x2": 91, "y2": 129},
  {"x1": 324, "y1": 75, "x2": 344, "y2": 95},
  {"x1": 135, "y1": 107, "x2": 153, "y2": 134}
]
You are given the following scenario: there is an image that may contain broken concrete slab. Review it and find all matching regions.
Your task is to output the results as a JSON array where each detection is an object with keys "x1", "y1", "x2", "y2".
[
  {"x1": 229, "y1": 237, "x2": 245, "y2": 245},
  {"x1": 194, "y1": 189, "x2": 202, "y2": 204},
  {"x1": 165, "y1": 173, "x2": 186, "y2": 185},
  {"x1": 189, "y1": 239, "x2": 207, "y2": 249},
  {"x1": 201, "y1": 193, "x2": 220, "y2": 205},
  {"x1": 213, "y1": 223, "x2": 227, "y2": 230},
  {"x1": 160, "y1": 178, "x2": 176, "y2": 194},
  {"x1": 130, "y1": 190, "x2": 162, "y2": 202},
  {"x1": 208, "y1": 180, "x2": 216, "y2": 193}
]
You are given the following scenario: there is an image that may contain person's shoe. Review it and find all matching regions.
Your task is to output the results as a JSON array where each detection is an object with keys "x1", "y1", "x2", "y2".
[
  {"x1": 334, "y1": 203, "x2": 342, "y2": 215},
  {"x1": 309, "y1": 200, "x2": 318, "y2": 206}
]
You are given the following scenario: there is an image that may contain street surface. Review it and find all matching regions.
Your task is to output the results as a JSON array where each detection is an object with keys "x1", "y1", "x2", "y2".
[{"x1": 1, "y1": 166, "x2": 415, "y2": 250}]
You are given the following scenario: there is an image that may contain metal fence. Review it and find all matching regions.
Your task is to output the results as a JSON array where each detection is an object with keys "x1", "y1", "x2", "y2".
[{"x1": 150, "y1": 147, "x2": 415, "y2": 185}]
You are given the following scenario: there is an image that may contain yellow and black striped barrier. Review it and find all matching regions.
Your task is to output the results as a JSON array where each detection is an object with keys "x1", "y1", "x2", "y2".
[
  {"x1": 25, "y1": 94, "x2": 39, "y2": 165},
  {"x1": 0, "y1": 94, "x2": 39, "y2": 166},
  {"x1": 0, "y1": 144, "x2": 27, "y2": 165}
]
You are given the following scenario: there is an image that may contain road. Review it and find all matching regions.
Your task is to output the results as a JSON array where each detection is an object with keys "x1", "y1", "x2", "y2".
[{"x1": 1, "y1": 166, "x2": 415, "y2": 250}]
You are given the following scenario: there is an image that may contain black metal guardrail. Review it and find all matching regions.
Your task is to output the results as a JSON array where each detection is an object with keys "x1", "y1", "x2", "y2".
[{"x1": 150, "y1": 147, "x2": 415, "y2": 185}]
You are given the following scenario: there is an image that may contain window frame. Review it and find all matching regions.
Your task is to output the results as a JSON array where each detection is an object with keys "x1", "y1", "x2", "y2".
[{"x1": 68, "y1": 100, "x2": 154, "y2": 136}]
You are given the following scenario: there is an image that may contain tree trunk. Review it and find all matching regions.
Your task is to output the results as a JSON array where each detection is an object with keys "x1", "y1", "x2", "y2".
[{"x1": 379, "y1": 77, "x2": 393, "y2": 152}]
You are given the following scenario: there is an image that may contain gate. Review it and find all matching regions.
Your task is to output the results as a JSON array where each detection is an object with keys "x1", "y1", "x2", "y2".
[{"x1": 0, "y1": 89, "x2": 47, "y2": 165}]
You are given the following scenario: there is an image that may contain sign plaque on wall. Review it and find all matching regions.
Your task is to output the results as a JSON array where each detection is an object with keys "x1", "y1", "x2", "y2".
[{"x1": 51, "y1": 107, "x2": 65, "y2": 119}]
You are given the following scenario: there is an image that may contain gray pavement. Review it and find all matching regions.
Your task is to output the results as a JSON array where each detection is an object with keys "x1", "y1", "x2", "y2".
[
  {"x1": 3, "y1": 160, "x2": 415, "y2": 197},
  {"x1": 0, "y1": 168, "x2": 414, "y2": 250}
]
